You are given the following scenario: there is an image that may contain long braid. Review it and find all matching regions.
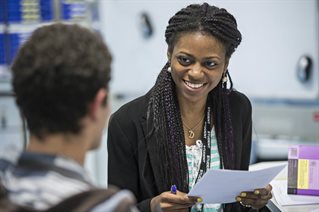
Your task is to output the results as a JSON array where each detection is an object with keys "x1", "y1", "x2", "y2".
[
  {"x1": 211, "y1": 83, "x2": 223, "y2": 167},
  {"x1": 211, "y1": 71, "x2": 235, "y2": 170},
  {"x1": 146, "y1": 63, "x2": 170, "y2": 191},
  {"x1": 147, "y1": 2, "x2": 242, "y2": 192},
  {"x1": 146, "y1": 63, "x2": 188, "y2": 192}
]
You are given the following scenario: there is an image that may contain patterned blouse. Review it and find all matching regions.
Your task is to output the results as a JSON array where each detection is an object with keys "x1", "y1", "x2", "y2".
[{"x1": 186, "y1": 129, "x2": 222, "y2": 212}]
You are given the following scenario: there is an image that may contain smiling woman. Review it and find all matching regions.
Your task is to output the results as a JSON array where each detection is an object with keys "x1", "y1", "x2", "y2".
[
  {"x1": 169, "y1": 32, "x2": 227, "y2": 106},
  {"x1": 107, "y1": 2, "x2": 272, "y2": 212}
]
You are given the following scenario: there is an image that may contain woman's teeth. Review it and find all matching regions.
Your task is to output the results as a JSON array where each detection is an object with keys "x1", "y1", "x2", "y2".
[{"x1": 185, "y1": 81, "x2": 204, "y2": 89}]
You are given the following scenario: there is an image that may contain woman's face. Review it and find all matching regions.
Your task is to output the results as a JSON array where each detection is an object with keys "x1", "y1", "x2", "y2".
[{"x1": 169, "y1": 32, "x2": 228, "y2": 103}]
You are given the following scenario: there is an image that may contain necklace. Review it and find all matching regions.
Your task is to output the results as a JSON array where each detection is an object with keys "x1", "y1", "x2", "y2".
[{"x1": 182, "y1": 116, "x2": 205, "y2": 139}]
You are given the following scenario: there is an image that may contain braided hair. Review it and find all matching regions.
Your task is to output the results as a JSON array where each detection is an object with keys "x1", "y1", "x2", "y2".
[{"x1": 146, "y1": 3, "x2": 242, "y2": 193}]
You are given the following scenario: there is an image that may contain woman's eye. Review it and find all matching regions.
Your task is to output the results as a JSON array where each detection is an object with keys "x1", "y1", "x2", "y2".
[
  {"x1": 177, "y1": 56, "x2": 192, "y2": 66},
  {"x1": 205, "y1": 61, "x2": 216, "y2": 68}
]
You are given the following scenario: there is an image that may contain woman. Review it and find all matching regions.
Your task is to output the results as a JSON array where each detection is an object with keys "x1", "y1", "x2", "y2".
[{"x1": 108, "y1": 3, "x2": 272, "y2": 212}]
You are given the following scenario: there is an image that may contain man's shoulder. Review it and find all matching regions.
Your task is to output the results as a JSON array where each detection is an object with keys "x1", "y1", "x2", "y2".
[
  {"x1": 1, "y1": 152, "x2": 93, "y2": 210},
  {"x1": 47, "y1": 186, "x2": 137, "y2": 212},
  {"x1": 0, "y1": 147, "x2": 20, "y2": 176}
]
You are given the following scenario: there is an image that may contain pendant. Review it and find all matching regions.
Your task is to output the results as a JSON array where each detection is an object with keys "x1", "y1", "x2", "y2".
[{"x1": 188, "y1": 130, "x2": 195, "y2": 138}]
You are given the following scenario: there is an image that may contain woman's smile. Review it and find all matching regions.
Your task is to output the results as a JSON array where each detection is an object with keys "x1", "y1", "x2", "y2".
[{"x1": 183, "y1": 80, "x2": 207, "y2": 93}]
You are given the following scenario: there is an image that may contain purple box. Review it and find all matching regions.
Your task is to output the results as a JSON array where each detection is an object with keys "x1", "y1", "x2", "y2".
[
  {"x1": 288, "y1": 145, "x2": 319, "y2": 196},
  {"x1": 287, "y1": 145, "x2": 319, "y2": 196}
]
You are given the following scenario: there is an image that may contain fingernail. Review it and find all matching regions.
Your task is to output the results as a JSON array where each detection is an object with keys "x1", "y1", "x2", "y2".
[
  {"x1": 254, "y1": 190, "x2": 260, "y2": 195},
  {"x1": 236, "y1": 197, "x2": 241, "y2": 202},
  {"x1": 197, "y1": 198, "x2": 203, "y2": 203},
  {"x1": 240, "y1": 192, "x2": 247, "y2": 197}
]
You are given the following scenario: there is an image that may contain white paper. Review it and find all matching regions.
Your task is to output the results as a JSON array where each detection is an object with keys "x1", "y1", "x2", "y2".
[
  {"x1": 271, "y1": 180, "x2": 319, "y2": 206},
  {"x1": 188, "y1": 164, "x2": 286, "y2": 204}
]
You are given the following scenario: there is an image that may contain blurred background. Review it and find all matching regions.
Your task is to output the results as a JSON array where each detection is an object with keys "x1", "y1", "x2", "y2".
[{"x1": 0, "y1": 0, "x2": 318, "y2": 187}]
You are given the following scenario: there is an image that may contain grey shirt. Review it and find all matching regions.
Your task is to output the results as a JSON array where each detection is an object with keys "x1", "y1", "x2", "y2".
[
  {"x1": 0, "y1": 151, "x2": 138, "y2": 211},
  {"x1": 0, "y1": 151, "x2": 93, "y2": 210}
]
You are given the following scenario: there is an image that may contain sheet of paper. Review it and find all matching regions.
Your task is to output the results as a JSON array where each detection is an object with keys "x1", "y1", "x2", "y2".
[
  {"x1": 188, "y1": 164, "x2": 286, "y2": 204},
  {"x1": 271, "y1": 180, "x2": 319, "y2": 206}
]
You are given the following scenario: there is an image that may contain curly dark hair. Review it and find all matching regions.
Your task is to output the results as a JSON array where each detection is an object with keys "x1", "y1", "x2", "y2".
[
  {"x1": 11, "y1": 23, "x2": 112, "y2": 138},
  {"x1": 146, "y1": 3, "x2": 242, "y2": 193}
]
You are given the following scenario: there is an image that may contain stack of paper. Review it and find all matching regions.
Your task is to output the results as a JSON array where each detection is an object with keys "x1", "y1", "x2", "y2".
[{"x1": 272, "y1": 180, "x2": 319, "y2": 206}]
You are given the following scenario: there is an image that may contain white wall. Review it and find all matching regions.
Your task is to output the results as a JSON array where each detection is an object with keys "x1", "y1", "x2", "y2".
[{"x1": 99, "y1": 0, "x2": 318, "y2": 100}]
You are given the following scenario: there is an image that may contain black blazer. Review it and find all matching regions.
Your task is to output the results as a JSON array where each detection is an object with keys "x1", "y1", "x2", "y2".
[{"x1": 108, "y1": 90, "x2": 268, "y2": 212}]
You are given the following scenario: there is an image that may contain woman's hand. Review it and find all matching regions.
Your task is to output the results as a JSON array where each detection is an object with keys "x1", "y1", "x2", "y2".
[
  {"x1": 235, "y1": 184, "x2": 272, "y2": 209},
  {"x1": 150, "y1": 190, "x2": 199, "y2": 212}
]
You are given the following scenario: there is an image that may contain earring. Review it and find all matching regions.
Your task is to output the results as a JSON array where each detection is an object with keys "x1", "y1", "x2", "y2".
[
  {"x1": 222, "y1": 75, "x2": 228, "y2": 83},
  {"x1": 167, "y1": 66, "x2": 172, "y2": 73}
]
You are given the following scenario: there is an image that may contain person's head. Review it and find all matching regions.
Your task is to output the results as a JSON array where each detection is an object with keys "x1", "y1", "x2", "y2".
[
  {"x1": 11, "y1": 23, "x2": 112, "y2": 149},
  {"x1": 165, "y1": 2, "x2": 241, "y2": 102}
]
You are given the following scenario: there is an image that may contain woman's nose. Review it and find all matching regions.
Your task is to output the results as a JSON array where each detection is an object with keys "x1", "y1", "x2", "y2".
[{"x1": 189, "y1": 64, "x2": 203, "y2": 79}]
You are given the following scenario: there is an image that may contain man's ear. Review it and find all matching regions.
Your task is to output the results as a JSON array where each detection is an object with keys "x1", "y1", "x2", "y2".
[
  {"x1": 167, "y1": 51, "x2": 171, "y2": 62},
  {"x1": 89, "y1": 88, "x2": 108, "y2": 120}
]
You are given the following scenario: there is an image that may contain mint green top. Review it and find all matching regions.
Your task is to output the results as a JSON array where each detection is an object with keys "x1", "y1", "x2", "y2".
[{"x1": 186, "y1": 129, "x2": 222, "y2": 212}]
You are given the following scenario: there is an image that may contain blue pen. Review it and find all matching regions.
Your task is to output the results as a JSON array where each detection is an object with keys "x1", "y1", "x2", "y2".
[{"x1": 170, "y1": 184, "x2": 177, "y2": 194}]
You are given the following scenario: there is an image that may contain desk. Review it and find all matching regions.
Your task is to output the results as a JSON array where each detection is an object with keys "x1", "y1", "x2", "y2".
[{"x1": 249, "y1": 161, "x2": 319, "y2": 212}]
